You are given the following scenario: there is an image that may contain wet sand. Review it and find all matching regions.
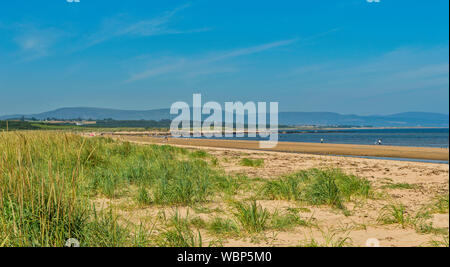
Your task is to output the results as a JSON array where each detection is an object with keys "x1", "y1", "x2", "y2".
[{"x1": 105, "y1": 135, "x2": 449, "y2": 161}]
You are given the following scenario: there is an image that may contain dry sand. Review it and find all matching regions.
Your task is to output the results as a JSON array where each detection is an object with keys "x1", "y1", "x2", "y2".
[{"x1": 97, "y1": 134, "x2": 449, "y2": 247}]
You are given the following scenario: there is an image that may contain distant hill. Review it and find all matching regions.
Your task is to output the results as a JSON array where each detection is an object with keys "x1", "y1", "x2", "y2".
[{"x1": 1, "y1": 107, "x2": 448, "y2": 127}]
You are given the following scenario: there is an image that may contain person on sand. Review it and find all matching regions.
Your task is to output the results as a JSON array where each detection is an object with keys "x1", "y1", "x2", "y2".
[
  {"x1": 320, "y1": 138, "x2": 324, "y2": 143},
  {"x1": 377, "y1": 139, "x2": 383, "y2": 145}
]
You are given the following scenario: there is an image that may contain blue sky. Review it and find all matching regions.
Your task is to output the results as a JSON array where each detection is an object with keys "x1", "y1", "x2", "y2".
[{"x1": 0, "y1": 0, "x2": 448, "y2": 115}]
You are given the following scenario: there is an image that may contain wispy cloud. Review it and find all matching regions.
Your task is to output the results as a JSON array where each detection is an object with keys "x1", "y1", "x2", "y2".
[
  {"x1": 2, "y1": 3, "x2": 209, "y2": 62},
  {"x1": 10, "y1": 24, "x2": 64, "y2": 62},
  {"x1": 285, "y1": 46, "x2": 449, "y2": 97},
  {"x1": 392, "y1": 63, "x2": 449, "y2": 80},
  {"x1": 206, "y1": 39, "x2": 298, "y2": 62},
  {"x1": 127, "y1": 59, "x2": 186, "y2": 82},
  {"x1": 126, "y1": 38, "x2": 298, "y2": 83},
  {"x1": 284, "y1": 64, "x2": 328, "y2": 77},
  {"x1": 124, "y1": 27, "x2": 342, "y2": 83},
  {"x1": 83, "y1": 4, "x2": 209, "y2": 49}
]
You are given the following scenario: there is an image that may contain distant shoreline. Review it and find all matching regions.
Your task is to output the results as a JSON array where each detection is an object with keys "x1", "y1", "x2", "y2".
[{"x1": 280, "y1": 126, "x2": 449, "y2": 131}]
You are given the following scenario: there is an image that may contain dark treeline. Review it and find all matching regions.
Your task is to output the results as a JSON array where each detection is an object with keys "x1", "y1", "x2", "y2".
[
  {"x1": 87, "y1": 120, "x2": 286, "y2": 129},
  {"x1": 1, "y1": 118, "x2": 292, "y2": 130},
  {"x1": 0, "y1": 121, "x2": 40, "y2": 130}
]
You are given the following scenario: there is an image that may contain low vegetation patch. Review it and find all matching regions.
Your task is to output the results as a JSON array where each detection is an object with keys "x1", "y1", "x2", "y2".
[
  {"x1": 378, "y1": 203, "x2": 449, "y2": 235},
  {"x1": 428, "y1": 236, "x2": 449, "y2": 247},
  {"x1": 240, "y1": 158, "x2": 264, "y2": 167},
  {"x1": 156, "y1": 212, "x2": 203, "y2": 247},
  {"x1": 270, "y1": 210, "x2": 311, "y2": 231},
  {"x1": 377, "y1": 204, "x2": 409, "y2": 228},
  {"x1": 430, "y1": 195, "x2": 449, "y2": 214},
  {"x1": 262, "y1": 169, "x2": 372, "y2": 209},
  {"x1": 381, "y1": 182, "x2": 417, "y2": 190},
  {"x1": 208, "y1": 217, "x2": 240, "y2": 237},
  {"x1": 232, "y1": 201, "x2": 269, "y2": 233},
  {"x1": 298, "y1": 229, "x2": 352, "y2": 247}
]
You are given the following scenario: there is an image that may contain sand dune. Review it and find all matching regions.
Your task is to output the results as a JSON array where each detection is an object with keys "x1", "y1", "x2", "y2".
[{"x1": 101, "y1": 134, "x2": 449, "y2": 247}]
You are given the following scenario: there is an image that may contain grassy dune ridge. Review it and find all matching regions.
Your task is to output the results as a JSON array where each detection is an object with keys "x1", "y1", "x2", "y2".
[
  {"x1": 1, "y1": 131, "x2": 447, "y2": 247},
  {"x1": 0, "y1": 132, "x2": 128, "y2": 246},
  {"x1": 0, "y1": 131, "x2": 231, "y2": 246}
]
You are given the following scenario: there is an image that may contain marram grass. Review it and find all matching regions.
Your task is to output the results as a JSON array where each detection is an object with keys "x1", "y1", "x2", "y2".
[
  {"x1": 0, "y1": 131, "x2": 231, "y2": 247},
  {"x1": 0, "y1": 131, "x2": 128, "y2": 246},
  {"x1": 262, "y1": 168, "x2": 372, "y2": 209}
]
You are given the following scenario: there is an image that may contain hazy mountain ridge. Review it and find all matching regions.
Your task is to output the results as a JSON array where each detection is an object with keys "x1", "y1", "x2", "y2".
[
  {"x1": 0, "y1": 107, "x2": 170, "y2": 121},
  {"x1": 0, "y1": 107, "x2": 448, "y2": 127}
]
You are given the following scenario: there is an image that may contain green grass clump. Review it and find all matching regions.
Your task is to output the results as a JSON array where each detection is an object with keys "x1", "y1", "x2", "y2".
[
  {"x1": 263, "y1": 175, "x2": 303, "y2": 201},
  {"x1": 190, "y1": 217, "x2": 207, "y2": 229},
  {"x1": 377, "y1": 204, "x2": 409, "y2": 228},
  {"x1": 430, "y1": 195, "x2": 449, "y2": 214},
  {"x1": 298, "y1": 229, "x2": 352, "y2": 247},
  {"x1": 378, "y1": 203, "x2": 449, "y2": 235},
  {"x1": 262, "y1": 169, "x2": 371, "y2": 209},
  {"x1": 415, "y1": 222, "x2": 448, "y2": 235},
  {"x1": 150, "y1": 161, "x2": 211, "y2": 205},
  {"x1": 135, "y1": 157, "x2": 238, "y2": 205},
  {"x1": 214, "y1": 174, "x2": 251, "y2": 196},
  {"x1": 208, "y1": 217, "x2": 240, "y2": 237},
  {"x1": 210, "y1": 157, "x2": 219, "y2": 166},
  {"x1": 270, "y1": 210, "x2": 310, "y2": 231},
  {"x1": 232, "y1": 201, "x2": 269, "y2": 233},
  {"x1": 136, "y1": 186, "x2": 151, "y2": 205},
  {"x1": 381, "y1": 183, "x2": 417, "y2": 190},
  {"x1": 157, "y1": 212, "x2": 203, "y2": 247},
  {"x1": 81, "y1": 208, "x2": 132, "y2": 247},
  {"x1": 192, "y1": 205, "x2": 224, "y2": 214},
  {"x1": 428, "y1": 236, "x2": 449, "y2": 247},
  {"x1": 240, "y1": 158, "x2": 264, "y2": 167}
]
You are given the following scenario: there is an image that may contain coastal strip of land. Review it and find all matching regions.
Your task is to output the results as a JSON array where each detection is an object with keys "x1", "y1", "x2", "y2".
[{"x1": 103, "y1": 134, "x2": 449, "y2": 161}]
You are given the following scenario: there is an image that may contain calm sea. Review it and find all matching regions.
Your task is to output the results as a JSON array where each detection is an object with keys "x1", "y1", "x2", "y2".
[{"x1": 211, "y1": 128, "x2": 449, "y2": 148}]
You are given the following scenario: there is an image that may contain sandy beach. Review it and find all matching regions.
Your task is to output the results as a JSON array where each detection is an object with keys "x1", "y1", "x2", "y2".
[
  {"x1": 95, "y1": 134, "x2": 449, "y2": 247},
  {"x1": 104, "y1": 135, "x2": 449, "y2": 161}
]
